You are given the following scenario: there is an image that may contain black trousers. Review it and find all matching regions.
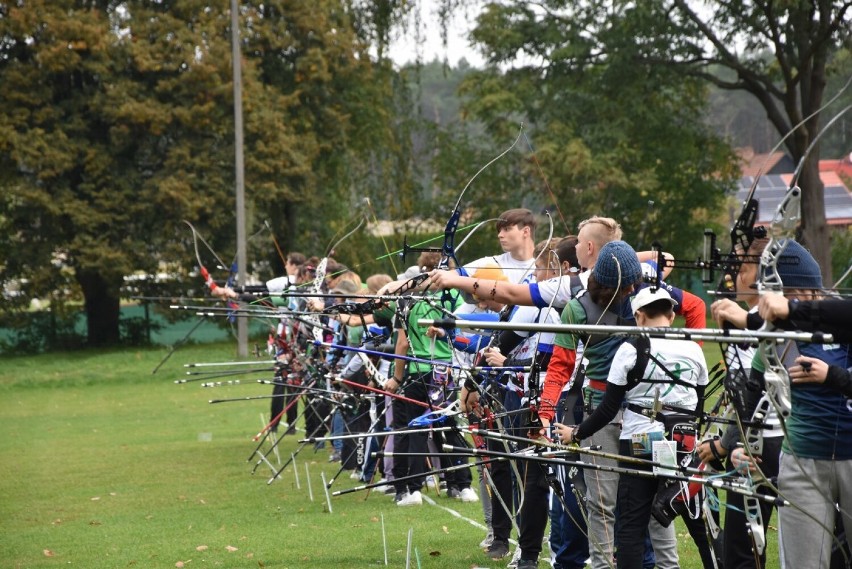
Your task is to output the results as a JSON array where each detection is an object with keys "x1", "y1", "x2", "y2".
[
  {"x1": 681, "y1": 499, "x2": 718, "y2": 569},
  {"x1": 724, "y1": 435, "x2": 782, "y2": 569},
  {"x1": 304, "y1": 392, "x2": 329, "y2": 438},
  {"x1": 439, "y1": 427, "x2": 473, "y2": 491},
  {"x1": 614, "y1": 439, "x2": 659, "y2": 569},
  {"x1": 392, "y1": 374, "x2": 430, "y2": 493},
  {"x1": 284, "y1": 383, "x2": 299, "y2": 428},
  {"x1": 269, "y1": 373, "x2": 287, "y2": 431},
  {"x1": 487, "y1": 434, "x2": 515, "y2": 543},
  {"x1": 269, "y1": 378, "x2": 300, "y2": 431},
  {"x1": 517, "y1": 455, "x2": 553, "y2": 560}
]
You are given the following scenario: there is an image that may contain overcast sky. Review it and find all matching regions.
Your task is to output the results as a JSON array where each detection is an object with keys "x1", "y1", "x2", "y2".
[{"x1": 387, "y1": 5, "x2": 485, "y2": 68}]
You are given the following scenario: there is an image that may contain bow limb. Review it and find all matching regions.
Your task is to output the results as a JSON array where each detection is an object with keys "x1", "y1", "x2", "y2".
[
  {"x1": 738, "y1": 391, "x2": 775, "y2": 556},
  {"x1": 453, "y1": 125, "x2": 525, "y2": 214},
  {"x1": 184, "y1": 220, "x2": 228, "y2": 295},
  {"x1": 754, "y1": 98, "x2": 849, "y2": 413},
  {"x1": 440, "y1": 125, "x2": 526, "y2": 271},
  {"x1": 756, "y1": 187, "x2": 801, "y2": 418},
  {"x1": 752, "y1": 110, "x2": 852, "y2": 563},
  {"x1": 396, "y1": 128, "x2": 524, "y2": 299},
  {"x1": 263, "y1": 219, "x2": 289, "y2": 270},
  {"x1": 307, "y1": 220, "x2": 348, "y2": 342},
  {"x1": 743, "y1": 74, "x2": 852, "y2": 218},
  {"x1": 716, "y1": 82, "x2": 852, "y2": 295},
  {"x1": 355, "y1": 351, "x2": 388, "y2": 389},
  {"x1": 363, "y1": 197, "x2": 400, "y2": 277},
  {"x1": 424, "y1": 127, "x2": 527, "y2": 313},
  {"x1": 522, "y1": 211, "x2": 559, "y2": 435},
  {"x1": 307, "y1": 204, "x2": 373, "y2": 341},
  {"x1": 789, "y1": 103, "x2": 852, "y2": 189}
]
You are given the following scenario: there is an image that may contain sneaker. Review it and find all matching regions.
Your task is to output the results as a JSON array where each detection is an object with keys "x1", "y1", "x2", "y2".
[
  {"x1": 383, "y1": 485, "x2": 397, "y2": 495},
  {"x1": 426, "y1": 476, "x2": 441, "y2": 492},
  {"x1": 447, "y1": 488, "x2": 461, "y2": 499},
  {"x1": 349, "y1": 470, "x2": 362, "y2": 480},
  {"x1": 516, "y1": 559, "x2": 538, "y2": 569},
  {"x1": 506, "y1": 547, "x2": 522, "y2": 568},
  {"x1": 394, "y1": 491, "x2": 409, "y2": 503},
  {"x1": 329, "y1": 451, "x2": 340, "y2": 463},
  {"x1": 396, "y1": 490, "x2": 422, "y2": 506},
  {"x1": 459, "y1": 487, "x2": 478, "y2": 502},
  {"x1": 486, "y1": 540, "x2": 510, "y2": 560},
  {"x1": 478, "y1": 530, "x2": 494, "y2": 549}
]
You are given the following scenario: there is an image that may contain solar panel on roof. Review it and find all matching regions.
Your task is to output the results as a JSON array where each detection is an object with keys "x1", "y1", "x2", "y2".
[
  {"x1": 768, "y1": 175, "x2": 786, "y2": 188},
  {"x1": 737, "y1": 174, "x2": 852, "y2": 223}
]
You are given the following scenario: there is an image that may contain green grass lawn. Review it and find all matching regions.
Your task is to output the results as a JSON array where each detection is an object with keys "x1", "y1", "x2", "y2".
[{"x1": 0, "y1": 342, "x2": 777, "y2": 568}]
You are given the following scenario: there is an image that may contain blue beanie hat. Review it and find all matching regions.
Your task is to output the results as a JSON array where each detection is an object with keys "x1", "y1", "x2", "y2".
[
  {"x1": 594, "y1": 240, "x2": 643, "y2": 289},
  {"x1": 764, "y1": 240, "x2": 823, "y2": 289}
]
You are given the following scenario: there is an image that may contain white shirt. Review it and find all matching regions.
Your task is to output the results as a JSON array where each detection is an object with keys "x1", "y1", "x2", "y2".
[
  {"x1": 608, "y1": 338, "x2": 709, "y2": 440},
  {"x1": 266, "y1": 276, "x2": 292, "y2": 293},
  {"x1": 465, "y1": 253, "x2": 537, "y2": 285},
  {"x1": 504, "y1": 305, "x2": 560, "y2": 398},
  {"x1": 529, "y1": 271, "x2": 588, "y2": 309}
]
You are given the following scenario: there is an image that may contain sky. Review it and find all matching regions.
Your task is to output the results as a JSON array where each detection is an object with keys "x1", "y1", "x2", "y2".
[{"x1": 387, "y1": 5, "x2": 485, "y2": 68}]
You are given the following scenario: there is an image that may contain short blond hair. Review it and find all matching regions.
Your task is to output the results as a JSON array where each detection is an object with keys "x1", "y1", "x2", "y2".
[
  {"x1": 334, "y1": 270, "x2": 362, "y2": 289},
  {"x1": 577, "y1": 216, "x2": 622, "y2": 246},
  {"x1": 365, "y1": 273, "x2": 393, "y2": 294}
]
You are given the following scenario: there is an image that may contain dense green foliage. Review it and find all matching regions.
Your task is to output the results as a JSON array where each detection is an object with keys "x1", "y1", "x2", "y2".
[
  {"x1": 0, "y1": 1, "x2": 413, "y2": 345},
  {"x1": 2, "y1": 1, "x2": 850, "y2": 349},
  {"x1": 459, "y1": 0, "x2": 852, "y2": 282},
  {"x1": 460, "y1": 3, "x2": 738, "y2": 257}
]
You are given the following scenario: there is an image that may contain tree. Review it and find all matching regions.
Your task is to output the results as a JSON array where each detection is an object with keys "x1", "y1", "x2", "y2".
[
  {"x1": 669, "y1": 0, "x2": 852, "y2": 282},
  {"x1": 466, "y1": 0, "x2": 851, "y2": 281},
  {"x1": 0, "y1": 0, "x2": 410, "y2": 346},
  {"x1": 452, "y1": 1, "x2": 737, "y2": 264}
]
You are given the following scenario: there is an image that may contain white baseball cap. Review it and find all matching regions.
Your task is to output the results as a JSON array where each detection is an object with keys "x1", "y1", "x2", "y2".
[
  {"x1": 396, "y1": 265, "x2": 422, "y2": 281},
  {"x1": 630, "y1": 287, "x2": 678, "y2": 314}
]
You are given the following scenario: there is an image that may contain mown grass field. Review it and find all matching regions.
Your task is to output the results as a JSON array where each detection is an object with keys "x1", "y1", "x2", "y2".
[{"x1": 0, "y1": 342, "x2": 777, "y2": 568}]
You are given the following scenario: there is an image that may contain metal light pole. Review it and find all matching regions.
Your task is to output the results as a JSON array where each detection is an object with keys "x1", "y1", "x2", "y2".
[{"x1": 231, "y1": 0, "x2": 248, "y2": 356}]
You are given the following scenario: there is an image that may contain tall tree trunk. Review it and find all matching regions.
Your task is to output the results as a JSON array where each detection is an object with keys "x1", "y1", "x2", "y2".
[
  {"x1": 797, "y1": 154, "x2": 832, "y2": 284},
  {"x1": 796, "y1": 53, "x2": 832, "y2": 285},
  {"x1": 76, "y1": 269, "x2": 122, "y2": 347}
]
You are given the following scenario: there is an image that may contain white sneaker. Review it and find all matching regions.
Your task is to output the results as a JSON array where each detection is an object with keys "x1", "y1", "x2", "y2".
[
  {"x1": 478, "y1": 530, "x2": 494, "y2": 549},
  {"x1": 396, "y1": 490, "x2": 423, "y2": 506},
  {"x1": 426, "y1": 476, "x2": 441, "y2": 492},
  {"x1": 349, "y1": 470, "x2": 362, "y2": 480},
  {"x1": 459, "y1": 487, "x2": 478, "y2": 502}
]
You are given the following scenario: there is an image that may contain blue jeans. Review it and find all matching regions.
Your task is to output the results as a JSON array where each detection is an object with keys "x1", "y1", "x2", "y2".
[
  {"x1": 331, "y1": 410, "x2": 345, "y2": 452},
  {"x1": 549, "y1": 392, "x2": 589, "y2": 569}
]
